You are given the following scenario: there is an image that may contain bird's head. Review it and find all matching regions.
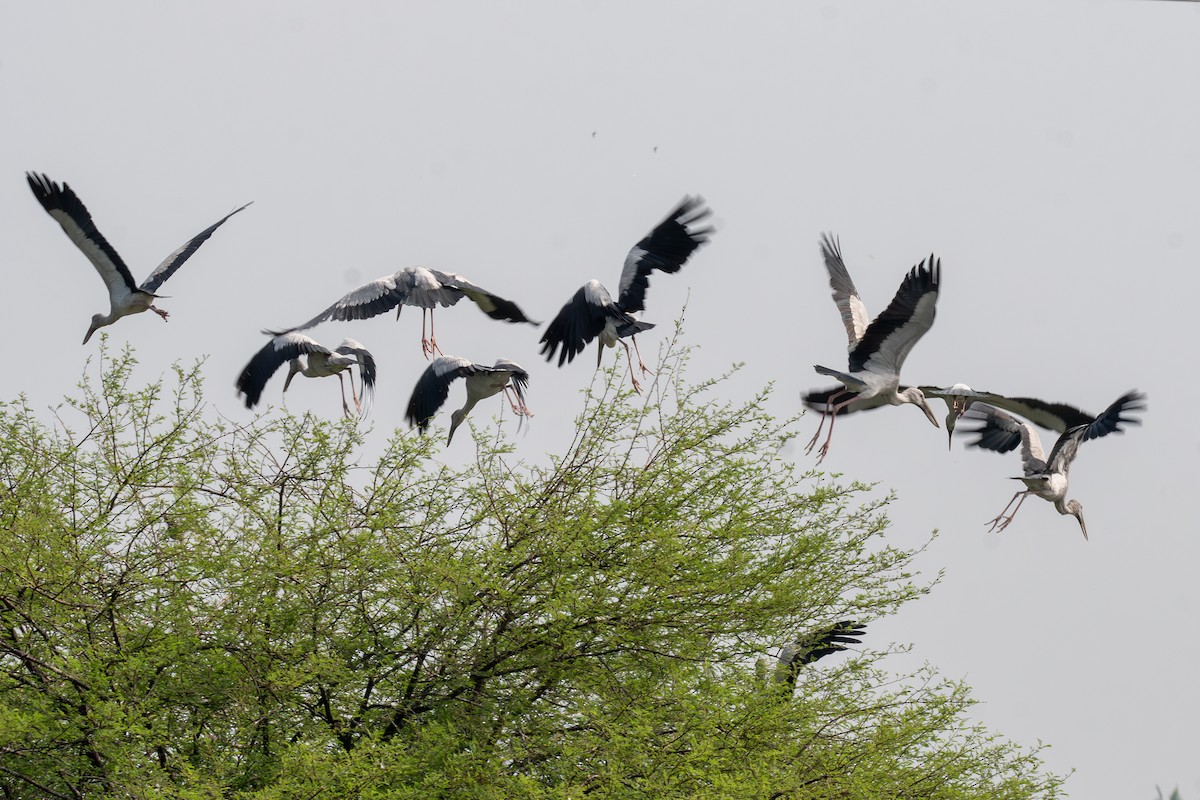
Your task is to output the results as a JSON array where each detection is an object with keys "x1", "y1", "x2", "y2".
[
  {"x1": 447, "y1": 408, "x2": 468, "y2": 445},
  {"x1": 83, "y1": 314, "x2": 107, "y2": 345},
  {"x1": 901, "y1": 387, "x2": 940, "y2": 429},
  {"x1": 1065, "y1": 499, "x2": 1088, "y2": 541},
  {"x1": 933, "y1": 384, "x2": 972, "y2": 449},
  {"x1": 282, "y1": 359, "x2": 303, "y2": 394}
]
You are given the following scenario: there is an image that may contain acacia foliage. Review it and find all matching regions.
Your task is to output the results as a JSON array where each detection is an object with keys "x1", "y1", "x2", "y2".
[{"x1": 0, "y1": 341, "x2": 1064, "y2": 799}]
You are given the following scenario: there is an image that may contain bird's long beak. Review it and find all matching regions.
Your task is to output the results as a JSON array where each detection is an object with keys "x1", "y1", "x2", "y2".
[
  {"x1": 920, "y1": 401, "x2": 940, "y2": 429},
  {"x1": 945, "y1": 414, "x2": 956, "y2": 450},
  {"x1": 82, "y1": 323, "x2": 98, "y2": 345},
  {"x1": 447, "y1": 410, "x2": 465, "y2": 445},
  {"x1": 1076, "y1": 510, "x2": 1088, "y2": 541}
]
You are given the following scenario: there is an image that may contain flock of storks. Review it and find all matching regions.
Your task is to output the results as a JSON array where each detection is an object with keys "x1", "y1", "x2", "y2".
[{"x1": 25, "y1": 172, "x2": 1144, "y2": 539}]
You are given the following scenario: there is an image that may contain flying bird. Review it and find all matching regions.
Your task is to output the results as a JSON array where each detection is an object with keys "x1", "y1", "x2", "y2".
[
  {"x1": 962, "y1": 390, "x2": 1146, "y2": 539},
  {"x1": 405, "y1": 355, "x2": 532, "y2": 444},
  {"x1": 538, "y1": 196, "x2": 713, "y2": 392},
  {"x1": 805, "y1": 233, "x2": 941, "y2": 462},
  {"x1": 923, "y1": 385, "x2": 1101, "y2": 450},
  {"x1": 802, "y1": 383, "x2": 1098, "y2": 450},
  {"x1": 26, "y1": 172, "x2": 250, "y2": 344},
  {"x1": 236, "y1": 332, "x2": 377, "y2": 417},
  {"x1": 268, "y1": 266, "x2": 536, "y2": 358}
]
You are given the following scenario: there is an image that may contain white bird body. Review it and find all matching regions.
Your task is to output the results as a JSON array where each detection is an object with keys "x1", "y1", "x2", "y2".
[
  {"x1": 539, "y1": 197, "x2": 712, "y2": 391},
  {"x1": 964, "y1": 390, "x2": 1146, "y2": 539},
  {"x1": 271, "y1": 265, "x2": 537, "y2": 358},
  {"x1": 806, "y1": 233, "x2": 941, "y2": 461},
  {"x1": 26, "y1": 172, "x2": 250, "y2": 343},
  {"x1": 405, "y1": 355, "x2": 532, "y2": 444},
  {"x1": 237, "y1": 332, "x2": 376, "y2": 416}
]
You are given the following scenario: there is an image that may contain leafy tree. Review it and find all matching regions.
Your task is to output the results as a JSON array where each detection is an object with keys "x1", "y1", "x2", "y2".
[{"x1": 0, "y1": 337, "x2": 1065, "y2": 799}]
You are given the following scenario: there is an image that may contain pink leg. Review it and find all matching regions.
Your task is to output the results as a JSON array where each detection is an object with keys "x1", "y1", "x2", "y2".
[
  {"x1": 620, "y1": 340, "x2": 642, "y2": 393},
  {"x1": 336, "y1": 373, "x2": 352, "y2": 417},
  {"x1": 347, "y1": 369, "x2": 362, "y2": 414},
  {"x1": 987, "y1": 491, "x2": 1031, "y2": 532},
  {"x1": 152, "y1": 305, "x2": 170, "y2": 321},
  {"x1": 805, "y1": 389, "x2": 850, "y2": 455},
  {"x1": 631, "y1": 335, "x2": 652, "y2": 376},
  {"x1": 429, "y1": 309, "x2": 442, "y2": 357},
  {"x1": 421, "y1": 309, "x2": 433, "y2": 359},
  {"x1": 503, "y1": 385, "x2": 531, "y2": 417}
]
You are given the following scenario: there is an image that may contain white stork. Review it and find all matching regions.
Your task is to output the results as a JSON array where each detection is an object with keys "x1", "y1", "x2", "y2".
[
  {"x1": 538, "y1": 196, "x2": 713, "y2": 392},
  {"x1": 405, "y1": 355, "x2": 532, "y2": 444},
  {"x1": 269, "y1": 266, "x2": 537, "y2": 359},
  {"x1": 805, "y1": 233, "x2": 941, "y2": 462},
  {"x1": 962, "y1": 390, "x2": 1146, "y2": 539},
  {"x1": 802, "y1": 383, "x2": 1098, "y2": 450},
  {"x1": 236, "y1": 332, "x2": 377, "y2": 417},
  {"x1": 26, "y1": 172, "x2": 250, "y2": 344}
]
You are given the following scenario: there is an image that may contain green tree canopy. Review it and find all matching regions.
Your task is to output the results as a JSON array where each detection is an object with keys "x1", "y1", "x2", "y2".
[{"x1": 0, "y1": 340, "x2": 1064, "y2": 799}]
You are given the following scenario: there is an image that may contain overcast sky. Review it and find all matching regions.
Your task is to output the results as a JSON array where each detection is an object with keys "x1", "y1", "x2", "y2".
[{"x1": 3, "y1": 2, "x2": 1198, "y2": 796}]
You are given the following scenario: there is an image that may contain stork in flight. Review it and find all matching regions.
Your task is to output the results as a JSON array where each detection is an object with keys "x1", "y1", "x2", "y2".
[
  {"x1": 538, "y1": 196, "x2": 713, "y2": 392},
  {"x1": 802, "y1": 383, "x2": 1099, "y2": 450},
  {"x1": 962, "y1": 390, "x2": 1146, "y2": 539},
  {"x1": 269, "y1": 266, "x2": 537, "y2": 359},
  {"x1": 405, "y1": 355, "x2": 532, "y2": 444},
  {"x1": 805, "y1": 233, "x2": 941, "y2": 462},
  {"x1": 236, "y1": 332, "x2": 377, "y2": 417},
  {"x1": 26, "y1": 172, "x2": 250, "y2": 344}
]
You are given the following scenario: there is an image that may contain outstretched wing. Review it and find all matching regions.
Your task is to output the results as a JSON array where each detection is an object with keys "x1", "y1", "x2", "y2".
[
  {"x1": 962, "y1": 403, "x2": 1047, "y2": 475},
  {"x1": 775, "y1": 620, "x2": 866, "y2": 690},
  {"x1": 1044, "y1": 390, "x2": 1146, "y2": 475},
  {"x1": 139, "y1": 202, "x2": 252, "y2": 293},
  {"x1": 617, "y1": 196, "x2": 713, "y2": 314},
  {"x1": 26, "y1": 171, "x2": 140, "y2": 297},
  {"x1": 236, "y1": 332, "x2": 331, "y2": 409},
  {"x1": 431, "y1": 269, "x2": 539, "y2": 324},
  {"x1": 538, "y1": 281, "x2": 622, "y2": 366},
  {"x1": 848, "y1": 256, "x2": 940, "y2": 376},
  {"x1": 404, "y1": 355, "x2": 477, "y2": 431},
  {"x1": 819, "y1": 232, "x2": 870, "y2": 350},
  {"x1": 269, "y1": 271, "x2": 410, "y2": 334},
  {"x1": 334, "y1": 338, "x2": 378, "y2": 399}
]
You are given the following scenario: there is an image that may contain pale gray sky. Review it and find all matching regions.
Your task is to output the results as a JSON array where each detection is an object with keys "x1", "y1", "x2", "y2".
[{"x1": 3, "y1": 2, "x2": 1197, "y2": 796}]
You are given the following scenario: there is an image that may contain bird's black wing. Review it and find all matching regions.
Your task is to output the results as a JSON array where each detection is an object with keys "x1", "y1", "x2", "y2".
[
  {"x1": 1045, "y1": 390, "x2": 1146, "y2": 474},
  {"x1": 236, "y1": 332, "x2": 331, "y2": 409},
  {"x1": 140, "y1": 202, "x2": 252, "y2": 293},
  {"x1": 405, "y1": 355, "x2": 477, "y2": 431},
  {"x1": 334, "y1": 339, "x2": 378, "y2": 397},
  {"x1": 26, "y1": 171, "x2": 140, "y2": 295},
  {"x1": 538, "y1": 281, "x2": 620, "y2": 366},
  {"x1": 849, "y1": 256, "x2": 940, "y2": 375},
  {"x1": 775, "y1": 620, "x2": 866, "y2": 690},
  {"x1": 617, "y1": 195, "x2": 713, "y2": 313},
  {"x1": 432, "y1": 270, "x2": 539, "y2": 324}
]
